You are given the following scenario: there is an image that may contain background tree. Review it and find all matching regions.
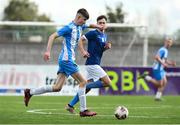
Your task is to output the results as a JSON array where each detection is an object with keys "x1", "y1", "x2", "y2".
[
  {"x1": 105, "y1": 2, "x2": 134, "y2": 32},
  {"x1": 1, "y1": 0, "x2": 55, "y2": 42},
  {"x1": 4, "y1": 0, "x2": 36, "y2": 21},
  {"x1": 106, "y1": 2, "x2": 125, "y2": 24}
]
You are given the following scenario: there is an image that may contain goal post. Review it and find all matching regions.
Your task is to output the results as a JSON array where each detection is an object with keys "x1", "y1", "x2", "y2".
[{"x1": 106, "y1": 23, "x2": 148, "y2": 67}]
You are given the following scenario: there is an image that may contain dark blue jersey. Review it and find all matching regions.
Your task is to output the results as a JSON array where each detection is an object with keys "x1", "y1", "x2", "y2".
[{"x1": 84, "y1": 29, "x2": 107, "y2": 65}]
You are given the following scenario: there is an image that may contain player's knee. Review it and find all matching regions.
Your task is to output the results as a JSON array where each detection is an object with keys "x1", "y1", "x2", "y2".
[
  {"x1": 53, "y1": 87, "x2": 62, "y2": 92},
  {"x1": 162, "y1": 81, "x2": 167, "y2": 87},
  {"x1": 79, "y1": 80, "x2": 87, "y2": 87},
  {"x1": 159, "y1": 82, "x2": 163, "y2": 87},
  {"x1": 103, "y1": 80, "x2": 111, "y2": 87}
]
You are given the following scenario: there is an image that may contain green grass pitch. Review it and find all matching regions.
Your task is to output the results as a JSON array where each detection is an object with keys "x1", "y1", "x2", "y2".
[{"x1": 0, "y1": 95, "x2": 180, "y2": 124}]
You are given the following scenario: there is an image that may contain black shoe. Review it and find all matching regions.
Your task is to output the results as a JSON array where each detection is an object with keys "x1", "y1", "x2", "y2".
[
  {"x1": 138, "y1": 72, "x2": 149, "y2": 79},
  {"x1": 24, "y1": 89, "x2": 32, "y2": 107}
]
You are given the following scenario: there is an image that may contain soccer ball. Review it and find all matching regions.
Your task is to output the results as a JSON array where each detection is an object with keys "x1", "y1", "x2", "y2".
[{"x1": 114, "y1": 106, "x2": 129, "y2": 120}]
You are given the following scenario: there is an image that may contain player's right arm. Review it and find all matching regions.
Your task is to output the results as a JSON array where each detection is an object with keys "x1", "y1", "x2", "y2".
[
  {"x1": 44, "y1": 25, "x2": 70, "y2": 61},
  {"x1": 166, "y1": 60, "x2": 176, "y2": 67},
  {"x1": 78, "y1": 36, "x2": 90, "y2": 58},
  {"x1": 154, "y1": 48, "x2": 168, "y2": 68},
  {"x1": 154, "y1": 55, "x2": 168, "y2": 68},
  {"x1": 44, "y1": 32, "x2": 59, "y2": 61}
]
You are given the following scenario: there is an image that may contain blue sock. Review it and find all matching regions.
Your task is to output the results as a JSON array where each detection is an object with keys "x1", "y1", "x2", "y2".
[
  {"x1": 69, "y1": 93, "x2": 79, "y2": 107},
  {"x1": 86, "y1": 80, "x2": 104, "y2": 89},
  {"x1": 69, "y1": 80, "x2": 104, "y2": 107}
]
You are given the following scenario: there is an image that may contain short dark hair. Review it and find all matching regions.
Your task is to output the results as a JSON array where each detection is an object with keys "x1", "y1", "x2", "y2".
[
  {"x1": 77, "y1": 8, "x2": 89, "y2": 20},
  {"x1": 97, "y1": 15, "x2": 107, "y2": 22}
]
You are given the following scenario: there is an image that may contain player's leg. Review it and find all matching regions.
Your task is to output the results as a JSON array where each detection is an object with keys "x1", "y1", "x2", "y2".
[
  {"x1": 86, "y1": 79, "x2": 94, "y2": 92},
  {"x1": 155, "y1": 73, "x2": 167, "y2": 101},
  {"x1": 147, "y1": 78, "x2": 162, "y2": 88},
  {"x1": 31, "y1": 73, "x2": 66, "y2": 94},
  {"x1": 52, "y1": 73, "x2": 67, "y2": 92},
  {"x1": 139, "y1": 70, "x2": 163, "y2": 88},
  {"x1": 85, "y1": 65, "x2": 109, "y2": 90},
  {"x1": 24, "y1": 73, "x2": 67, "y2": 107},
  {"x1": 66, "y1": 79, "x2": 93, "y2": 113},
  {"x1": 99, "y1": 75, "x2": 111, "y2": 87},
  {"x1": 65, "y1": 79, "x2": 94, "y2": 113},
  {"x1": 85, "y1": 65, "x2": 111, "y2": 92},
  {"x1": 71, "y1": 72, "x2": 97, "y2": 117},
  {"x1": 85, "y1": 74, "x2": 111, "y2": 92},
  {"x1": 83, "y1": 75, "x2": 111, "y2": 98},
  {"x1": 67, "y1": 65, "x2": 109, "y2": 110},
  {"x1": 154, "y1": 79, "x2": 163, "y2": 101},
  {"x1": 84, "y1": 75, "x2": 111, "y2": 92}
]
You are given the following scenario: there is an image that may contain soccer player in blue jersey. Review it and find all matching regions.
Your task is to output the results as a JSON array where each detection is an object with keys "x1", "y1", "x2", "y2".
[
  {"x1": 65, "y1": 15, "x2": 112, "y2": 113},
  {"x1": 24, "y1": 8, "x2": 104, "y2": 117},
  {"x1": 139, "y1": 38, "x2": 176, "y2": 101}
]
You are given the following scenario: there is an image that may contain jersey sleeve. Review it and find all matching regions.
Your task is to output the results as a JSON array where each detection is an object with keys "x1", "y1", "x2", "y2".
[
  {"x1": 84, "y1": 31, "x2": 95, "y2": 41},
  {"x1": 164, "y1": 49, "x2": 168, "y2": 58},
  {"x1": 82, "y1": 24, "x2": 88, "y2": 30},
  {"x1": 158, "y1": 48, "x2": 168, "y2": 58},
  {"x1": 57, "y1": 25, "x2": 71, "y2": 37}
]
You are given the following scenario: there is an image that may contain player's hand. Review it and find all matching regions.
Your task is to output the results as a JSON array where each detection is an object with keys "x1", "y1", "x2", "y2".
[
  {"x1": 97, "y1": 25, "x2": 106, "y2": 31},
  {"x1": 81, "y1": 51, "x2": 90, "y2": 58},
  {"x1": 104, "y1": 42, "x2": 111, "y2": 49},
  {"x1": 43, "y1": 51, "x2": 50, "y2": 61},
  {"x1": 171, "y1": 61, "x2": 176, "y2": 67},
  {"x1": 162, "y1": 63, "x2": 168, "y2": 68}
]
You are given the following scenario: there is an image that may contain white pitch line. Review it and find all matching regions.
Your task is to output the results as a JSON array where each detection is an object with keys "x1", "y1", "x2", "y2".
[
  {"x1": 16, "y1": 101, "x2": 180, "y2": 109},
  {"x1": 26, "y1": 108, "x2": 180, "y2": 119}
]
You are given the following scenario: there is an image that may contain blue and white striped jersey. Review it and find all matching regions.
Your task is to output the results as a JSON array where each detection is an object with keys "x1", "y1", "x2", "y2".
[
  {"x1": 153, "y1": 47, "x2": 168, "y2": 71},
  {"x1": 57, "y1": 22, "x2": 87, "y2": 62}
]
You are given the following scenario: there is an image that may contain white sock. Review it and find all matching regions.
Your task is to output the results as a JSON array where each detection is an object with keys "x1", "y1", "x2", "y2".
[
  {"x1": 155, "y1": 91, "x2": 162, "y2": 99},
  {"x1": 30, "y1": 86, "x2": 53, "y2": 95},
  {"x1": 78, "y1": 87, "x2": 87, "y2": 112},
  {"x1": 145, "y1": 75, "x2": 152, "y2": 81}
]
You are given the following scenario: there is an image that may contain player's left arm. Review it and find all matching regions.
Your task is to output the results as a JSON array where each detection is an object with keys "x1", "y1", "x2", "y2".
[
  {"x1": 88, "y1": 24, "x2": 105, "y2": 31},
  {"x1": 104, "y1": 41, "x2": 112, "y2": 50},
  {"x1": 165, "y1": 59, "x2": 176, "y2": 67},
  {"x1": 164, "y1": 49, "x2": 176, "y2": 67},
  {"x1": 78, "y1": 36, "x2": 90, "y2": 58}
]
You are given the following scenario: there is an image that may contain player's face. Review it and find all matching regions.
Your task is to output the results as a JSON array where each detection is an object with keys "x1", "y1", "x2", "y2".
[
  {"x1": 166, "y1": 39, "x2": 173, "y2": 48},
  {"x1": 97, "y1": 18, "x2": 107, "y2": 30},
  {"x1": 77, "y1": 15, "x2": 87, "y2": 25}
]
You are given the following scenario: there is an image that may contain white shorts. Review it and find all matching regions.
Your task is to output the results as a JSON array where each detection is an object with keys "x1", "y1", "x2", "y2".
[{"x1": 85, "y1": 65, "x2": 107, "y2": 81}]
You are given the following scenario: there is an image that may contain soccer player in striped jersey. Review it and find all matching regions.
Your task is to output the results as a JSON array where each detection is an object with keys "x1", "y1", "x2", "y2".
[
  {"x1": 65, "y1": 15, "x2": 112, "y2": 113},
  {"x1": 139, "y1": 38, "x2": 176, "y2": 101},
  {"x1": 24, "y1": 8, "x2": 104, "y2": 117}
]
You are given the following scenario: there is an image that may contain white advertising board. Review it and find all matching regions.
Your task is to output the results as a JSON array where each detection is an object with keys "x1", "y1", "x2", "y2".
[{"x1": 0, "y1": 65, "x2": 99, "y2": 96}]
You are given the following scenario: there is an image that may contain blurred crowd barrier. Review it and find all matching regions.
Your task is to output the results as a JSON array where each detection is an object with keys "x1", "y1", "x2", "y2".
[{"x1": 0, "y1": 30, "x2": 180, "y2": 66}]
